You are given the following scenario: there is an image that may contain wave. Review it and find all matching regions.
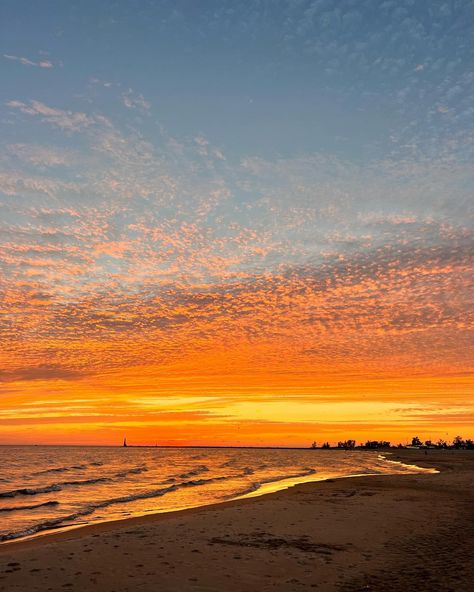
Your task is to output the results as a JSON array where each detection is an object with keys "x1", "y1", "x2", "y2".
[
  {"x1": 0, "y1": 476, "x2": 113, "y2": 498},
  {"x1": 0, "y1": 471, "x2": 249, "y2": 542},
  {"x1": 230, "y1": 483, "x2": 261, "y2": 497},
  {"x1": 377, "y1": 454, "x2": 438, "y2": 474},
  {"x1": 0, "y1": 467, "x2": 319, "y2": 542},
  {"x1": 219, "y1": 459, "x2": 257, "y2": 473},
  {"x1": 32, "y1": 463, "x2": 92, "y2": 476},
  {"x1": 0, "y1": 501, "x2": 59, "y2": 513},
  {"x1": 259, "y1": 467, "x2": 316, "y2": 486},
  {"x1": 32, "y1": 461, "x2": 104, "y2": 476},
  {"x1": 60, "y1": 477, "x2": 111, "y2": 487},
  {"x1": 164, "y1": 464, "x2": 209, "y2": 483},
  {"x1": 220, "y1": 459, "x2": 236, "y2": 467},
  {"x1": 115, "y1": 465, "x2": 148, "y2": 478},
  {"x1": 229, "y1": 467, "x2": 317, "y2": 500},
  {"x1": 0, "y1": 511, "x2": 94, "y2": 542},
  {"x1": 0, "y1": 465, "x2": 149, "y2": 499},
  {"x1": 0, "y1": 484, "x2": 62, "y2": 498},
  {"x1": 32, "y1": 462, "x2": 105, "y2": 476}
]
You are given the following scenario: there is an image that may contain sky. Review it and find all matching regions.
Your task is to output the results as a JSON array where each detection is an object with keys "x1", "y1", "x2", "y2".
[{"x1": 0, "y1": 0, "x2": 473, "y2": 446}]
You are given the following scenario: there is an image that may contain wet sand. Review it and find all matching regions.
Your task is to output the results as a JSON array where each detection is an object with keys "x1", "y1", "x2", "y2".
[{"x1": 0, "y1": 450, "x2": 473, "y2": 592}]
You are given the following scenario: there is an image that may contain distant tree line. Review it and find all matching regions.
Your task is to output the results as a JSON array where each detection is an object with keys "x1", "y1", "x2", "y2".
[
  {"x1": 408, "y1": 435, "x2": 474, "y2": 449},
  {"x1": 310, "y1": 435, "x2": 474, "y2": 450}
]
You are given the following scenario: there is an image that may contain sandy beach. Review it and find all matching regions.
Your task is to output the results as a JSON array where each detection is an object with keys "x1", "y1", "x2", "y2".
[{"x1": 0, "y1": 450, "x2": 472, "y2": 592}]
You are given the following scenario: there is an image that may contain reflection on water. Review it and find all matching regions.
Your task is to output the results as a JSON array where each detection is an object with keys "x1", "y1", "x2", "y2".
[{"x1": 0, "y1": 446, "x2": 434, "y2": 542}]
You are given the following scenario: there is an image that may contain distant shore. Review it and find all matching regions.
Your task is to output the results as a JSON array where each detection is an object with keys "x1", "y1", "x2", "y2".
[{"x1": 1, "y1": 450, "x2": 473, "y2": 591}]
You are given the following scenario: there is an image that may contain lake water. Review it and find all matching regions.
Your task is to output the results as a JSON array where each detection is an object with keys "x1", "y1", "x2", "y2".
[{"x1": 0, "y1": 446, "x2": 433, "y2": 542}]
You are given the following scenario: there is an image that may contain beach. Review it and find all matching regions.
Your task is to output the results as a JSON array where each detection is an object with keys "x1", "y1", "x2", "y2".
[{"x1": 0, "y1": 450, "x2": 472, "y2": 592}]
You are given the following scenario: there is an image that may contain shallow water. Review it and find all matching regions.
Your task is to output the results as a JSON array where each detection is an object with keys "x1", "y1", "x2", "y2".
[{"x1": 0, "y1": 446, "x2": 432, "y2": 542}]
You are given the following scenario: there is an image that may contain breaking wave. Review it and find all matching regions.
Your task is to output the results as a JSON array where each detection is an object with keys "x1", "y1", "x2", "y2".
[
  {"x1": 229, "y1": 467, "x2": 317, "y2": 499},
  {"x1": 0, "y1": 466, "x2": 149, "y2": 498},
  {"x1": 0, "y1": 467, "x2": 319, "y2": 540},
  {"x1": 0, "y1": 484, "x2": 63, "y2": 498},
  {"x1": 0, "y1": 501, "x2": 59, "y2": 513},
  {"x1": 0, "y1": 446, "x2": 427, "y2": 544},
  {"x1": 0, "y1": 471, "x2": 247, "y2": 542}
]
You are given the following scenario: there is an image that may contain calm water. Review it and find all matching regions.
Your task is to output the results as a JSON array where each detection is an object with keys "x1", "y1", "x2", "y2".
[{"x1": 0, "y1": 446, "x2": 432, "y2": 542}]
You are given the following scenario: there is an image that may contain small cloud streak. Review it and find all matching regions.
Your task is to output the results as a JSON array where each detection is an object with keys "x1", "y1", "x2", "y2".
[
  {"x1": 3, "y1": 54, "x2": 54, "y2": 68},
  {"x1": 121, "y1": 89, "x2": 151, "y2": 112}
]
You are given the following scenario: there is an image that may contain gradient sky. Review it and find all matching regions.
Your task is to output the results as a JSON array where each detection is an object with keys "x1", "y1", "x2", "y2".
[{"x1": 0, "y1": 0, "x2": 473, "y2": 446}]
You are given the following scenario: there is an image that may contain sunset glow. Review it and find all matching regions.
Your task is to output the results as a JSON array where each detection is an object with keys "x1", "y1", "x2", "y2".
[{"x1": 1, "y1": 1, "x2": 473, "y2": 446}]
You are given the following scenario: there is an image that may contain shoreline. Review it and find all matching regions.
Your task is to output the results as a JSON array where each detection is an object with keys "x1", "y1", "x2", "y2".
[
  {"x1": 0, "y1": 452, "x2": 436, "y2": 550},
  {"x1": 1, "y1": 450, "x2": 472, "y2": 591}
]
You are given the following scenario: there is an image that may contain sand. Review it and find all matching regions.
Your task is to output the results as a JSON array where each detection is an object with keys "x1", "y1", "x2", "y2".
[{"x1": 0, "y1": 449, "x2": 473, "y2": 592}]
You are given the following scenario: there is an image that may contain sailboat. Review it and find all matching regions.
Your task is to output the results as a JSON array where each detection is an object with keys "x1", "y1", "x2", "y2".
[{"x1": 123, "y1": 436, "x2": 127, "y2": 447}]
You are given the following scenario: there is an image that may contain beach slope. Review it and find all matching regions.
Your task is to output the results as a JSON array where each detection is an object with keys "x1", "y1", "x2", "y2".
[{"x1": 1, "y1": 450, "x2": 473, "y2": 592}]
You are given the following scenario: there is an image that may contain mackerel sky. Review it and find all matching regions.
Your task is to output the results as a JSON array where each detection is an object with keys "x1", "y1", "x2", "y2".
[{"x1": 1, "y1": 1, "x2": 473, "y2": 445}]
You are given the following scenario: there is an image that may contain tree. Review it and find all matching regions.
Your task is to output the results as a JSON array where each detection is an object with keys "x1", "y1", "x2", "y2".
[
  {"x1": 411, "y1": 436, "x2": 422, "y2": 446},
  {"x1": 337, "y1": 439, "x2": 356, "y2": 450},
  {"x1": 365, "y1": 440, "x2": 391, "y2": 449},
  {"x1": 453, "y1": 435, "x2": 465, "y2": 449},
  {"x1": 311, "y1": 441, "x2": 317, "y2": 449},
  {"x1": 321, "y1": 442, "x2": 331, "y2": 449}
]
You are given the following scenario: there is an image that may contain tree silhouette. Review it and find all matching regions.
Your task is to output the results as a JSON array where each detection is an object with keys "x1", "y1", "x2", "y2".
[
  {"x1": 337, "y1": 439, "x2": 356, "y2": 450},
  {"x1": 310, "y1": 434, "x2": 473, "y2": 449},
  {"x1": 364, "y1": 440, "x2": 391, "y2": 449}
]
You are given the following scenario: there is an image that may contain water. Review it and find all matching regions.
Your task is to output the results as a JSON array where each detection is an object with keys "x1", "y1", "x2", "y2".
[{"x1": 0, "y1": 446, "x2": 432, "y2": 543}]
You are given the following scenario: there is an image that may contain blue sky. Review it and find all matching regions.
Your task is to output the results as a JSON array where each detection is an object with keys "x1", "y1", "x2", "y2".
[
  {"x1": 2, "y1": 0, "x2": 473, "y2": 163},
  {"x1": 0, "y1": 1, "x2": 473, "y2": 444}
]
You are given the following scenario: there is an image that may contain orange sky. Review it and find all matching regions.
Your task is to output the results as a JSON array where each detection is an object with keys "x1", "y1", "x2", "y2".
[
  {"x1": 1, "y1": 260, "x2": 473, "y2": 445},
  {"x1": 1, "y1": 20, "x2": 473, "y2": 445}
]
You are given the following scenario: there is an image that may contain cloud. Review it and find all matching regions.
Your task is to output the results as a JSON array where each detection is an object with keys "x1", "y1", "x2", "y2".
[
  {"x1": 90, "y1": 77, "x2": 115, "y2": 88},
  {"x1": 0, "y1": 365, "x2": 85, "y2": 382},
  {"x1": 3, "y1": 54, "x2": 54, "y2": 68},
  {"x1": 0, "y1": 171, "x2": 78, "y2": 197},
  {"x1": 121, "y1": 89, "x2": 151, "y2": 112},
  {"x1": 7, "y1": 144, "x2": 73, "y2": 168},
  {"x1": 6, "y1": 100, "x2": 96, "y2": 132},
  {"x1": 0, "y1": 71, "x2": 472, "y2": 442}
]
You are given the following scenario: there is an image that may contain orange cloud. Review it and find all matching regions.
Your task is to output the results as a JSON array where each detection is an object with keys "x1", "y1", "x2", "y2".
[{"x1": 1, "y1": 104, "x2": 472, "y2": 445}]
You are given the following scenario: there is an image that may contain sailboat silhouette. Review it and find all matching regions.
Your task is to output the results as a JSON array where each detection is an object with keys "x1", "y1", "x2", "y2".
[{"x1": 123, "y1": 436, "x2": 127, "y2": 447}]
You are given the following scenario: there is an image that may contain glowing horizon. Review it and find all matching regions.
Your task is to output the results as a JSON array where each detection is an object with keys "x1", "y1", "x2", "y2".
[{"x1": 1, "y1": 1, "x2": 473, "y2": 446}]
